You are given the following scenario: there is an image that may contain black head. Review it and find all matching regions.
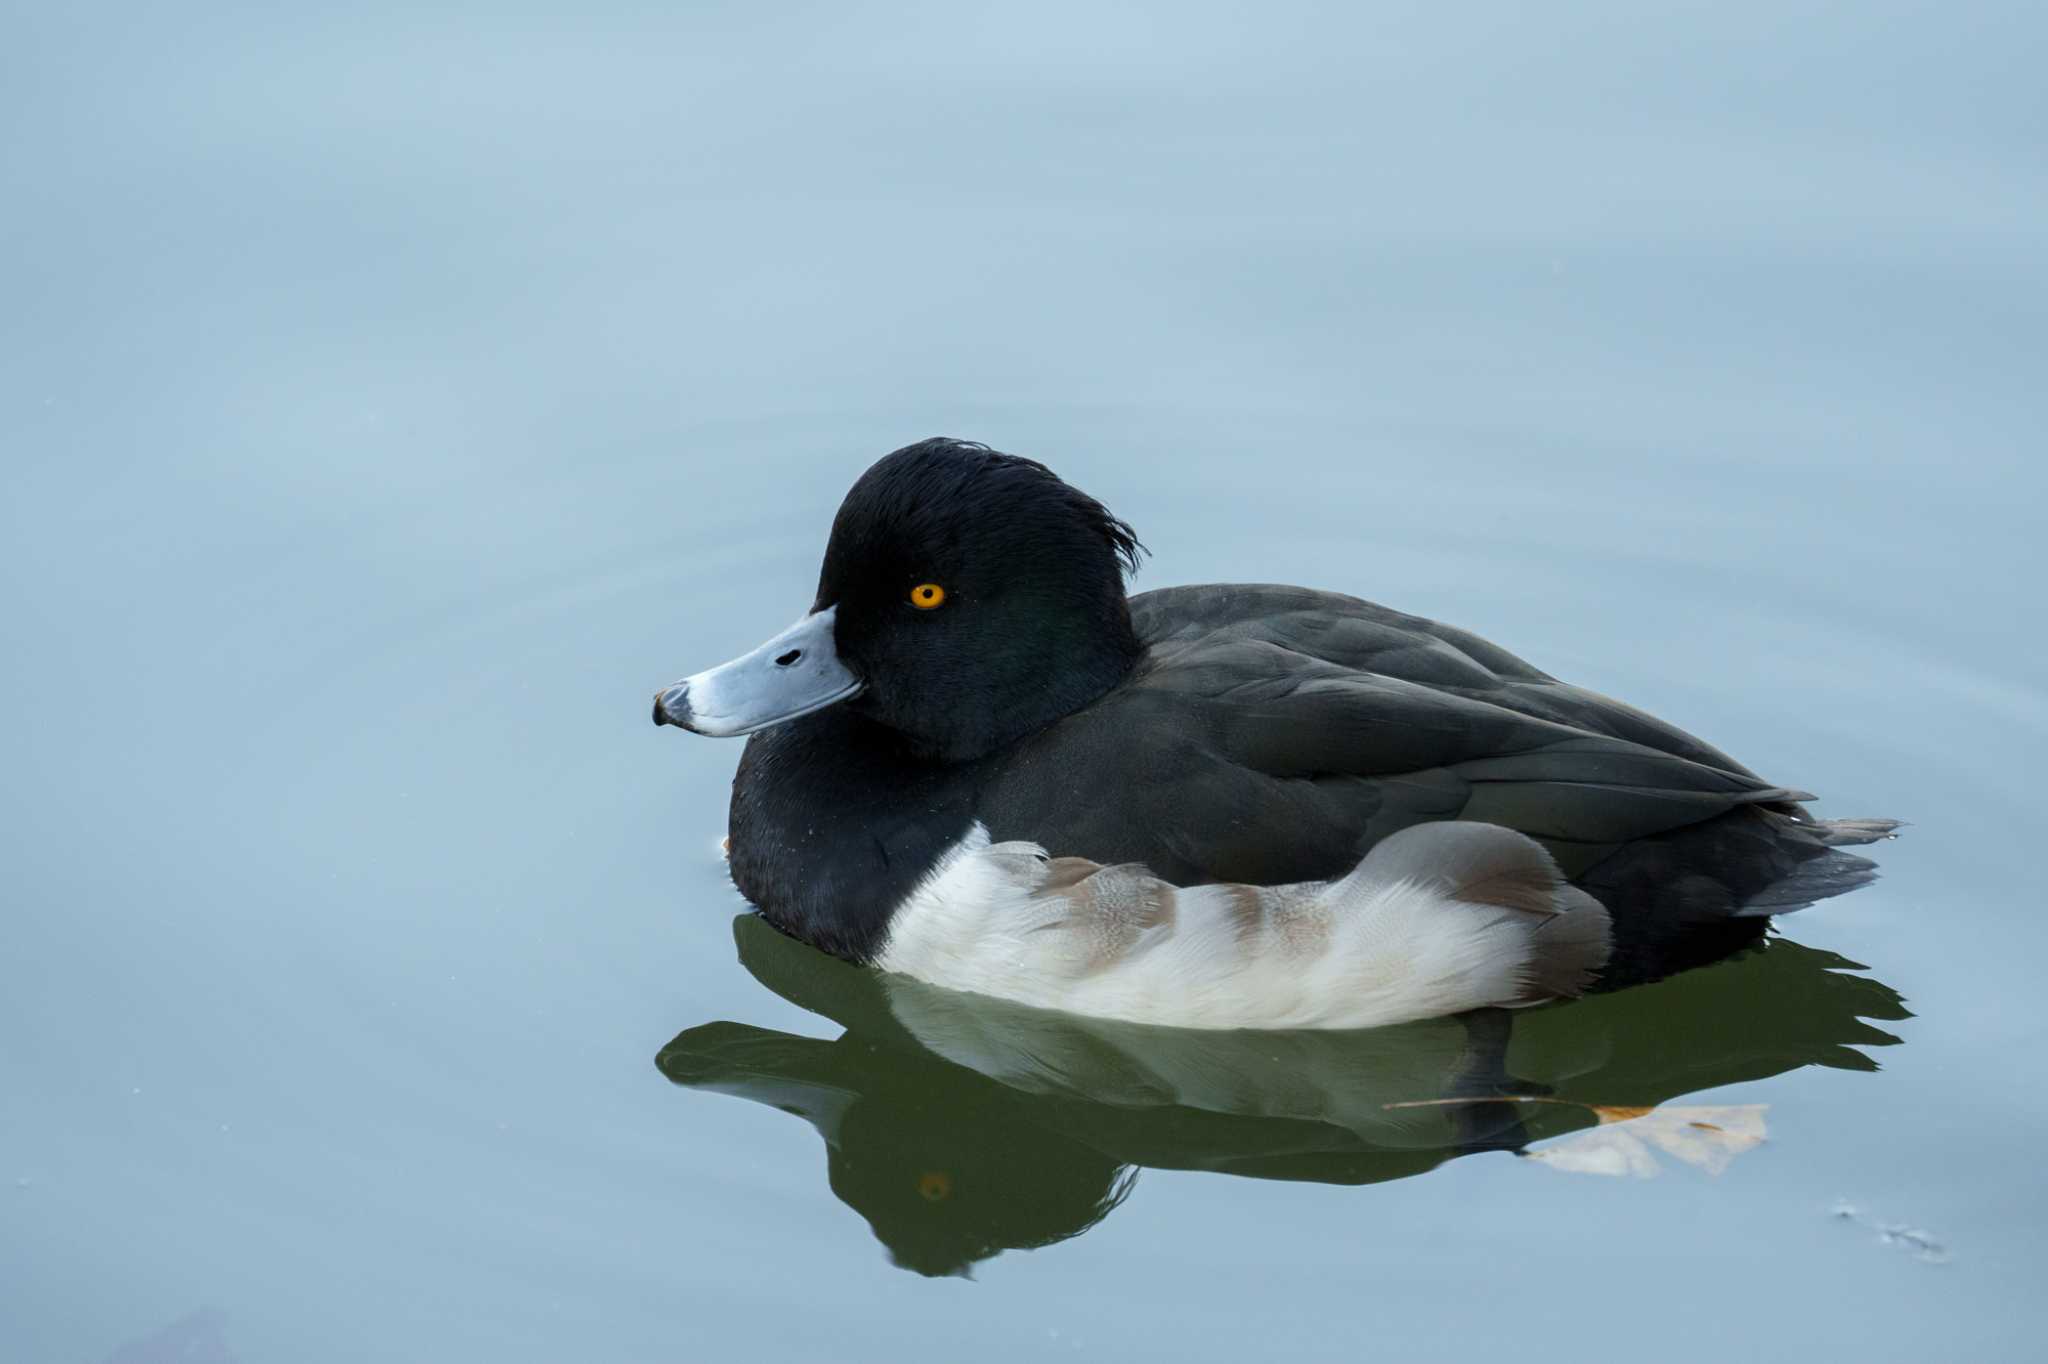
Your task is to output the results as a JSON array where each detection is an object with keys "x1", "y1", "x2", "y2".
[
  {"x1": 651, "y1": 437, "x2": 1145, "y2": 764},
  {"x1": 816, "y1": 438, "x2": 1144, "y2": 762}
]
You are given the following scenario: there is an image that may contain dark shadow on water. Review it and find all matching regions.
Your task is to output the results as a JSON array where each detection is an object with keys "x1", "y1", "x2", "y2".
[{"x1": 657, "y1": 915, "x2": 1907, "y2": 1277}]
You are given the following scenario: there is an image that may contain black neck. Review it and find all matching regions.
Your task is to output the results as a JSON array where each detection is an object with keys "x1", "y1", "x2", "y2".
[{"x1": 726, "y1": 708, "x2": 979, "y2": 961}]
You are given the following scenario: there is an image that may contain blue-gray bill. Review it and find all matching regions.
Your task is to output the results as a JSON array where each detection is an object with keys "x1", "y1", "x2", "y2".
[{"x1": 652, "y1": 606, "x2": 864, "y2": 737}]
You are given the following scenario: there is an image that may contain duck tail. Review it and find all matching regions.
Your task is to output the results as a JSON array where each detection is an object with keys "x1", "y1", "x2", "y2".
[
  {"x1": 1801, "y1": 816, "x2": 1905, "y2": 848},
  {"x1": 1731, "y1": 814, "x2": 1903, "y2": 915},
  {"x1": 1574, "y1": 808, "x2": 1903, "y2": 988},
  {"x1": 1729, "y1": 845, "x2": 1879, "y2": 915}
]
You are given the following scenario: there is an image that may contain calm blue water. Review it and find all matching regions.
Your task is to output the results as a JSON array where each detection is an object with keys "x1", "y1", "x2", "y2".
[{"x1": 5, "y1": 4, "x2": 2044, "y2": 1360}]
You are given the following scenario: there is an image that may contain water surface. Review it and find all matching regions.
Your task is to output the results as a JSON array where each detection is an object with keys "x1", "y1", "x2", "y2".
[{"x1": 4, "y1": 3, "x2": 2044, "y2": 1360}]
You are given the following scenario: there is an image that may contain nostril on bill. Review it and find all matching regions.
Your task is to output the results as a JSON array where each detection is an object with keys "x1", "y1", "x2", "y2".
[{"x1": 775, "y1": 650, "x2": 802, "y2": 667}]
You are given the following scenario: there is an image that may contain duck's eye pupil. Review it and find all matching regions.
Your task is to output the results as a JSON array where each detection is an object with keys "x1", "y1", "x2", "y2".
[{"x1": 910, "y1": 583, "x2": 947, "y2": 610}]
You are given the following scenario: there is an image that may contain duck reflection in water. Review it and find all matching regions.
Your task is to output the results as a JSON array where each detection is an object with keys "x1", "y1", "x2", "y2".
[{"x1": 658, "y1": 912, "x2": 1907, "y2": 1278}]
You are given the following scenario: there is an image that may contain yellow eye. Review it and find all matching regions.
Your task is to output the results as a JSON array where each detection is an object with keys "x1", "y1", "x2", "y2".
[{"x1": 909, "y1": 582, "x2": 947, "y2": 610}]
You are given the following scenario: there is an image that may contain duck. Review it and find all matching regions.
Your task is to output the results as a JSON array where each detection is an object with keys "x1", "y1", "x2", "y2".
[{"x1": 652, "y1": 437, "x2": 1896, "y2": 1029}]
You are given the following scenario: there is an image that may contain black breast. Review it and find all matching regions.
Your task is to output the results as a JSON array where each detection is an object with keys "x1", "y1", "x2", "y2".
[{"x1": 726, "y1": 707, "x2": 977, "y2": 961}]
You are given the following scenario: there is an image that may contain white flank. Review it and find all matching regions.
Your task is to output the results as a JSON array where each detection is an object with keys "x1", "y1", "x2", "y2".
[{"x1": 872, "y1": 821, "x2": 1596, "y2": 1030}]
